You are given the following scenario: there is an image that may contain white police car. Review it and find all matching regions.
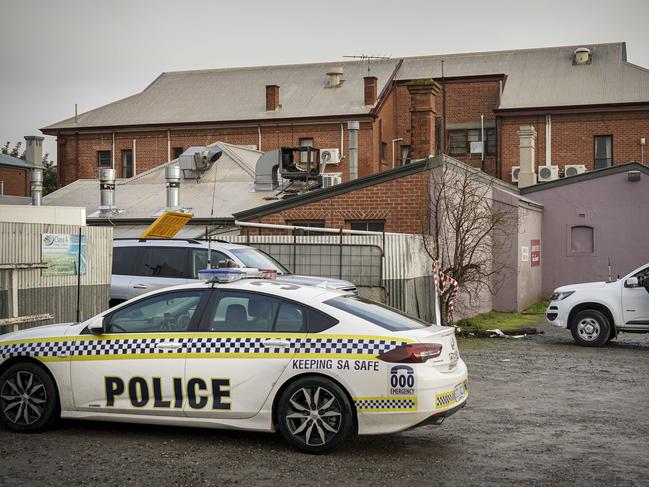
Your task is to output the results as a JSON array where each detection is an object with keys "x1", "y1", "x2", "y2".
[{"x1": 0, "y1": 270, "x2": 468, "y2": 453}]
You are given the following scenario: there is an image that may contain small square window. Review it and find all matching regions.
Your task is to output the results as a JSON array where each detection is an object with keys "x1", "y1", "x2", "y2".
[
  {"x1": 173, "y1": 147, "x2": 184, "y2": 159},
  {"x1": 97, "y1": 151, "x2": 111, "y2": 167}
]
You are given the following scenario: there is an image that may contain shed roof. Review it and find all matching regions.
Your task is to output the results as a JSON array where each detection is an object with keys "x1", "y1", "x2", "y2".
[
  {"x1": 0, "y1": 154, "x2": 33, "y2": 169},
  {"x1": 519, "y1": 162, "x2": 649, "y2": 194},
  {"x1": 42, "y1": 142, "x2": 272, "y2": 220}
]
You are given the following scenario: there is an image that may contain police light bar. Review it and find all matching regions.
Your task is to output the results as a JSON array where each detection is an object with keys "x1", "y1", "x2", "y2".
[
  {"x1": 198, "y1": 269, "x2": 246, "y2": 283},
  {"x1": 198, "y1": 268, "x2": 278, "y2": 283}
]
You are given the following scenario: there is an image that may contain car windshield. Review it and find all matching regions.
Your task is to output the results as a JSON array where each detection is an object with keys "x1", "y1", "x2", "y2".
[
  {"x1": 323, "y1": 296, "x2": 429, "y2": 331},
  {"x1": 230, "y1": 248, "x2": 291, "y2": 274}
]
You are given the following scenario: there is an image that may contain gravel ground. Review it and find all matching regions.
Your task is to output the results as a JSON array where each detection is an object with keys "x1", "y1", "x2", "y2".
[{"x1": 1, "y1": 323, "x2": 648, "y2": 486}]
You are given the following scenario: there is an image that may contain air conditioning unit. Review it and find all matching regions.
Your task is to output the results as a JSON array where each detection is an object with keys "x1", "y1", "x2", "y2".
[
  {"x1": 538, "y1": 165, "x2": 560, "y2": 182},
  {"x1": 564, "y1": 164, "x2": 587, "y2": 177},
  {"x1": 322, "y1": 172, "x2": 342, "y2": 188},
  {"x1": 511, "y1": 166, "x2": 520, "y2": 183},
  {"x1": 320, "y1": 148, "x2": 341, "y2": 165}
]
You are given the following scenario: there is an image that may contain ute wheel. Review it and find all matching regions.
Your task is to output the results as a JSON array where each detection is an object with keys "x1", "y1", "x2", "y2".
[
  {"x1": 570, "y1": 309, "x2": 611, "y2": 347},
  {"x1": 0, "y1": 362, "x2": 59, "y2": 432},
  {"x1": 277, "y1": 376, "x2": 353, "y2": 454}
]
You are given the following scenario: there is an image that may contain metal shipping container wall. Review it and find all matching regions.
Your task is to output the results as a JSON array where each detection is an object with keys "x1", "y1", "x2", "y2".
[{"x1": 0, "y1": 222, "x2": 113, "y2": 331}]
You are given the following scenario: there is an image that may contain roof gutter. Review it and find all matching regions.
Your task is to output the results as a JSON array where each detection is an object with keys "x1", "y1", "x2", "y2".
[{"x1": 495, "y1": 101, "x2": 649, "y2": 116}]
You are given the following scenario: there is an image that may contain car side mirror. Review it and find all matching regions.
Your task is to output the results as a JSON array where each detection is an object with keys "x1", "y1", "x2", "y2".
[
  {"x1": 88, "y1": 318, "x2": 105, "y2": 335},
  {"x1": 625, "y1": 277, "x2": 639, "y2": 288}
]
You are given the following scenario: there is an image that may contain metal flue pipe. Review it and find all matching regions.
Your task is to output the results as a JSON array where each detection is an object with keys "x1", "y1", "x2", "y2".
[
  {"x1": 30, "y1": 168, "x2": 43, "y2": 206},
  {"x1": 165, "y1": 164, "x2": 181, "y2": 209},
  {"x1": 98, "y1": 168, "x2": 116, "y2": 212}
]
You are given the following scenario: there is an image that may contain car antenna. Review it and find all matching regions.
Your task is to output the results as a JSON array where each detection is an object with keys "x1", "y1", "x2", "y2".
[{"x1": 608, "y1": 257, "x2": 612, "y2": 282}]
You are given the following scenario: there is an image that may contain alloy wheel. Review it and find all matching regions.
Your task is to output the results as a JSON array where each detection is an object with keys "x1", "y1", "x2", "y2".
[
  {"x1": 285, "y1": 386, "x2": 342, "y2": 447},
  {"x1": 1, "y1": 370, "x2": 48, "y2": 426}
]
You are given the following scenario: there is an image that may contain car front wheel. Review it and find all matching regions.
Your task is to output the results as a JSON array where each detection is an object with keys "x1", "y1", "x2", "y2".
[
  {"x1": 0, "y1": 362, "x2": 59, "y2": 432},
  {"x1": 570, "y1": 309, "x2": 611, "y2": 347},
  {"x1": 277, "y1": 376, "x2": 353, "y2": 453}
]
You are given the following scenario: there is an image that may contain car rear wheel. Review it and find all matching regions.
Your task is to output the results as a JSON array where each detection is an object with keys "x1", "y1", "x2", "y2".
[
  {"x1": 277, "y1": 376, "x2": 353, "y2": 453},
  {"x1": 570, "y1": 310, "x2": 610, "y2": 347},
  {"x1": 0, "y1": 362, "x2": 59, "y2": 432}
]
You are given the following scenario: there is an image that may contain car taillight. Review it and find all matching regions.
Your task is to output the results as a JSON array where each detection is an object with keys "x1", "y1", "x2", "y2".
[{"x1": 377, "y1": 343, "x2": 443, "y2": 363}]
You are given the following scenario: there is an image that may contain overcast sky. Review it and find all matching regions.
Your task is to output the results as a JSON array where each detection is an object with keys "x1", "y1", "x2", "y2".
[{"x1": 1, "y1": 0, "x2": 648, "y2": 163}]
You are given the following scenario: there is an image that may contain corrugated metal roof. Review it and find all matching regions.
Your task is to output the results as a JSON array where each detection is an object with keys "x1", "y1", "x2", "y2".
[
  {"x1": 0, "y1": 154, "x2": 33, "y2": 169},
  {"x1": 43, "y1": 59, "x2": 400, "y2": 130},
  {"x1": 42, "y1": 142, "x2": 272, "y2": 220},
  {"x1": 399, "y1": 43, "x2": 649, "y2": 109}
]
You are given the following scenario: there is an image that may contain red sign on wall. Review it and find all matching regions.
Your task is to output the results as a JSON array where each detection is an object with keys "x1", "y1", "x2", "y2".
[{"x1": 531, "y1": 239, "x2": 541, "y2": 267}]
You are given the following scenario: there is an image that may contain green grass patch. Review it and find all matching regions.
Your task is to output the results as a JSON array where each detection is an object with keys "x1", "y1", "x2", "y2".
[{"x1": 456, "y1": 300, "x2": 547, "y2": 333}]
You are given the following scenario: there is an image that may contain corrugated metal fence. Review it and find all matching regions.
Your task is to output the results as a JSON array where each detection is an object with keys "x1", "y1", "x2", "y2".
[
  {"x1": 221, "y1": 233, "x2": 439, "y2": 322},
  {"x1": 0, "y1": 222, "x2": 113, "y2": 331}
]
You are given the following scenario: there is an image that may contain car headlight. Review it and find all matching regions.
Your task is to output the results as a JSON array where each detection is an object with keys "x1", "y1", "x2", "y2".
[{"x1": 549, "y1": 290, "x2": 575, "y2": 301}]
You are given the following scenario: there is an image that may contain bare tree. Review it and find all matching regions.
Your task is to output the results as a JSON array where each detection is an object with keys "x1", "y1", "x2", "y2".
[{"x1": 423, "y1": 160, "x2": 520, "y2": 325}]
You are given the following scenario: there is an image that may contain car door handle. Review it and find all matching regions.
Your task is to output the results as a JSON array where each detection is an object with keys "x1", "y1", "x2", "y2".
[
  {"x1": 132, "y1": 284, "x2": 149, "y2": 289},
  {"x1": 263, "y1": 339, "x2": 290, "y2": 348},
  {"x1": 156, "y1": 342, "x2": 182, "y2": 350}
]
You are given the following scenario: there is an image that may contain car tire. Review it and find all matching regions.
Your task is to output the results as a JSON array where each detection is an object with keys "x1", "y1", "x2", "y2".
[
  {"x1": 277, "y1": 376, "x2": 354, "y2": 454},
  {"x1": 0, "y1": 362, "x2": 59, "y2": 432},
  {"x1": 570, "y1": 309, "x2": 611, "y2": 347}
]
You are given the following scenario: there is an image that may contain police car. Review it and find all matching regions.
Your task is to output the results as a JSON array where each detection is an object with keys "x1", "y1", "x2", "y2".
[{"x1": 0, "y1": 269, "x2": 468, "y2": 453}]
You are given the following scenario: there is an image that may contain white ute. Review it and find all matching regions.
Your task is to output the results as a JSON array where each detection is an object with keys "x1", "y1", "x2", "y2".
[{"x1": 546, "y1": 263, "x2": 649, "y2": 346}]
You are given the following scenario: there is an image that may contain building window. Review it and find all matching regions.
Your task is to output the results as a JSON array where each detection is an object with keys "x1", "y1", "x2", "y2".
[
  {"x1": 121, "y1": 149, "x2": 133, "y2": 178},
  {"x1": 287, "y1": 220, "x2": 325, "y2": 236},
  {"x1": 97, "y1": 151, "x2": 111, "y2": 167},
  {"x1": 447, "y1": 128, "x2": 496, "y2": 157},
  {"x1": 173, "y1": 147, "x2": 184, "y2": 159},
  {"x1": 380, "y1": 142, "x2": 388, "y2": 162},
  {"x1": 349, "y1": 221, "x2": 385, "y2": 232},
  {"x1": 401, "y1": 145, "x2": 411, "y2": 165},
  {"x1": 594, "y1": 135, "x2": 612, "y2": 169},
  {"x1": 569, "y1": 225, "x2": 595, "y2": 255},
  {"x1": 299, "y1": 138, "x2": 314, "y2": 164}
]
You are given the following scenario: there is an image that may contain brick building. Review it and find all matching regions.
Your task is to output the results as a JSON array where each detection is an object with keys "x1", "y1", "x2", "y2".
[
  {"x1": 43, "y1": 42, "x2": 649, "y2": 188},
  {"x1": 0, "y1": 154, "x2": 32, "y2": 197}
]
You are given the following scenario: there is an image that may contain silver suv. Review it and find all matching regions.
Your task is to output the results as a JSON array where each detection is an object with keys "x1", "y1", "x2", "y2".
[{"x1": 110, "y1": 238, "x2": 356, "y2": 306}]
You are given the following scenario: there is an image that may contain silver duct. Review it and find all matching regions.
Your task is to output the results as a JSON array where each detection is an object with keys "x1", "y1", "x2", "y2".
[
  {"x1": 165, "y1": 164, "x2": 181, "y2": 209},
  {"x1": 347, "y1": 121, "x2": 359, "y2": 180},
  {"x1": 30, "y1": 168, "x2": 43, "y2": 206},
  {"x1": 98, "y1": 168, "x2": 116, "y2": 212}
]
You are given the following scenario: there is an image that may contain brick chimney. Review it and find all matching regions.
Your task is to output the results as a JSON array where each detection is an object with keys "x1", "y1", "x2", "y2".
[
  {"x1": 406, "y1": 79, "x2": 441, "y2": 160},
  {"x1": 517, "y1": 125, "x2": 537, "y2": 188},
  {"x1": 364, "y1": 76, "x2": 377, "y2": 105},
  {"x1": 266, "y1": 85, "x2": 280, "y2": 111}
]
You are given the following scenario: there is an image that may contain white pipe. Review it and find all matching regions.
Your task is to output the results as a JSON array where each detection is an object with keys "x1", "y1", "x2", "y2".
[
  {"x1": 545, "y1": 114, "x2": 552, "y2": 166},
  {"x1": 235, "y1": 220, "x2": 396, "y2": 236},
  {"x1": 132, "y1": 139, "x2": 137, "y2": 176},
  {"x1": 111, "y1": 132, "x2": 115, "y2": 169},
  {"x1": 167, "y1": 129, "x2": 171, "y2": 162},
  {"x1": 391, "y1": 138, "x2": 403, "y2": 168},
  {"x1": 481, "y1": 114, "x2": 484, "y2": 163},
  {"x1": 340, "y1": 123, "x2": 344, "y2": 159},
  {"x1": 257, "y1": 125, "x2": 262, "y2": 151}
]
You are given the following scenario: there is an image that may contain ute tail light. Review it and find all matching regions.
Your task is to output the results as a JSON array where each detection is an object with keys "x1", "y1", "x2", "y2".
[{"x1": 377, "y1": 343, "x2": 443, "y2": 363}]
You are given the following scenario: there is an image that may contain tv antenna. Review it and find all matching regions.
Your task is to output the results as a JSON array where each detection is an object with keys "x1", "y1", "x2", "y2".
[{"x1": 343, "y1": 54, "x2": 390, "y2": 75}]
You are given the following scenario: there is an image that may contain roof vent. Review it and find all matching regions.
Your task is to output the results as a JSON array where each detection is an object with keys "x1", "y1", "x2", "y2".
[
  {"x1": 573, "y1": 47, "x2": 591, "y2": 65},
  {"x1": 327, "y1": 67, "x2": 344, "y2": 88}
]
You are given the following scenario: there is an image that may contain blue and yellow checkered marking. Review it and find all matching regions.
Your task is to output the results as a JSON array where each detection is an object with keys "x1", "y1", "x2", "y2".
[
  {"x1": 354, "y1": 396, "x2": 418, "y2": 412},
  {"x1": 0, "y1": 333, "x2": 411, "y2": 362},
  {"x1": 435, "y1": 380, "x2": 468, "y2": 409}
]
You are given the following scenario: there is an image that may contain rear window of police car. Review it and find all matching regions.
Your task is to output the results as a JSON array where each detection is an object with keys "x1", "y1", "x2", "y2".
[{"x1": 324, "y1": 296, "x2": 428, "y2": 331}]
